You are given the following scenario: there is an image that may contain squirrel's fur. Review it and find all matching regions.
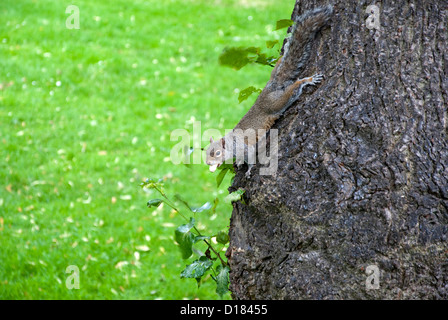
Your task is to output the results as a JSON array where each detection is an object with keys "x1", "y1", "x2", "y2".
[{"x1": 206, "y1": 5, "x2": 333, "y2": 175}]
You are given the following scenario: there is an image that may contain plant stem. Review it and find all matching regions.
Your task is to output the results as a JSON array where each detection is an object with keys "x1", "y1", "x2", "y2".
[
  {"x1": 202, "y1": 236, "x2": 227, "y2": 266},
  {"x1": 155, "y1": 186, "x2": 227, "y2": 266}
]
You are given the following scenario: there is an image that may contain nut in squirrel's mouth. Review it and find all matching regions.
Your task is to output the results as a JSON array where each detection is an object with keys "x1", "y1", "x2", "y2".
[{"x1": 209, "y1": 163, "x2": 221, "y2": 172}]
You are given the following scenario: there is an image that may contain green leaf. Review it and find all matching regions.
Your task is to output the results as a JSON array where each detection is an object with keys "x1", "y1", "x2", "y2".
[
  {"x1": 215, "y1": 264, "x2": 230, "y2": 296},
  {"x1": 218, "y1": 46, "x2": 260, "y2": 70},
  {"x1": 147, "y1": 199, "x2": 163, "y2": 208},
  {"x1": 266, "y1": 39, "x2": 279, "y2": 49},
  {"x1": 175, "y1": 218, "x2": 196, "y2": 259},
  {"x1": 180, "y1": 256, "x2": 213, "y2": 279},
  {"x1": 216, "y1": 167, "x2": 229, "y2": 187},
  {"x1": 254, "y1": 53, "x2": 277, "y2": 66},
  {"x1": 267, "y1": 56, "x2": 281, "y2": 66},
  {"x1": 219, "y1": 163, "x2": 235, "y2": 172},
  {"x1": 275, "y1": 19, "x2": 294, "y2": 30},
  {"x1": 176, "y1": 217, "x2": 195, "y2": 233},
  {"x1": 216, "y1": 231, "x2": 229, "y2": 245},
  {"x1": 216, "y1": 164, "x2": 235, "y2": 187},
  {"x1": 191, "y1": 202, "x2": 212, "y2": 213},
  {"x1": 238, "y1": 86, "x2": 262, "y2": 104},
  {"x1": 224, "y1": 188, "x2": 245, "y2": 204},
  {"x1": 175, "y1": 195, "x2": 212, "y2": 213}
]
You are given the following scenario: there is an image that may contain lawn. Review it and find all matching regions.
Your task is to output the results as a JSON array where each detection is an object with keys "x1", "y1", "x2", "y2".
[{"x1": 0, "y1": 0, "x2": 292, "y2": 299}]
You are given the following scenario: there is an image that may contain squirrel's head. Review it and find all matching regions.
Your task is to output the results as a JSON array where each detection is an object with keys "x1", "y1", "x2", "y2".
[{"x1": 205, "y1": 137, "x2": 229, "y2": 172}]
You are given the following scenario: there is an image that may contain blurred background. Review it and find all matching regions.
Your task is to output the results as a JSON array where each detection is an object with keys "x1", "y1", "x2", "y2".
[{"x1": 0, "y1": 0, "x2": 292, "y2": 299}]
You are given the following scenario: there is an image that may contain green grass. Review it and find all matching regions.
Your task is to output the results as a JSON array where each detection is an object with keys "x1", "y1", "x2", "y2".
[{"x1": 0, "y1": 0, "x2": 292, "y2": 299}]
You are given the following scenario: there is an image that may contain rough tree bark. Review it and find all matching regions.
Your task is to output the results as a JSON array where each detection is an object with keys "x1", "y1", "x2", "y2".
[{"x1": 227, "y1": 0, "x2": 448, "y2": 299}]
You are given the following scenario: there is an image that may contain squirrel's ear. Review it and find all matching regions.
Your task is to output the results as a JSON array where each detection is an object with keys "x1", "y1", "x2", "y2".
[
  {"x1": 221, "y1": 139, "x2": 225, "y2": 149},
  {"x1": 210, "y1": 137, "x2": 214, "y2": 144}
]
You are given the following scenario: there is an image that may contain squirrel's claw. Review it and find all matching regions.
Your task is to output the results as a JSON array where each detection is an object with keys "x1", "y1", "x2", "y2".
[{"x1": 310, "y1": 74, "x2": 324, "y2": 85}]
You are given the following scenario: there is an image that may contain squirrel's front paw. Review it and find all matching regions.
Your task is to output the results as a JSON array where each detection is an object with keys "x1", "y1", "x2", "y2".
[{"x1": 310, "y1": 74, "x2": 324, "y2": 85}]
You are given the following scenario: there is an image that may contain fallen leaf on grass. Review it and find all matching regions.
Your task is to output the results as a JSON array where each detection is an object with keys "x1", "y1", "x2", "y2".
[
  {"x1": 115, "y1": 261, "x2": 129, "y2": 270},
  {"x1": 135, "y1": 245, "x2": 150, "y2": 252},
  {"x1": 161, "y1": 222, "x2": 175, "y2": 228}
]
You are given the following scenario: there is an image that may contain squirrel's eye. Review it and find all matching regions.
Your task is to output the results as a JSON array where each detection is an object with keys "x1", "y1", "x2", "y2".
[{"x1": 215, "y1": 150, "x2": 221, "y2": 157}]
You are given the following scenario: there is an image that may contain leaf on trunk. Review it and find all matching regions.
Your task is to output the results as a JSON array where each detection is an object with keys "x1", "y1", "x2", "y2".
[
  {"x1": 225, "y1": 188, "x2": 245, "y2": 204},
  {"x1": 275, "y1": 19, "x2": 294, "y2": 30},
  {"x1": 218, "y1": 46, "x2": 260, "y2": 70},
  {"x1": 238, "y1": 86, "x2": 262, "y2": 103}
]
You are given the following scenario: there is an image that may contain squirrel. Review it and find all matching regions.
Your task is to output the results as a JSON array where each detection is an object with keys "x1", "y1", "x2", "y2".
[{"x1": 206, "y1": 5, "x2": 333, "y2": 176}]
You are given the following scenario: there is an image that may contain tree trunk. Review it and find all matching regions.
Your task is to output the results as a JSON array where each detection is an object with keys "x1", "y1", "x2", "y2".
[{"x1": 227, "y1": 0, "x2": 448, "y2": 300}]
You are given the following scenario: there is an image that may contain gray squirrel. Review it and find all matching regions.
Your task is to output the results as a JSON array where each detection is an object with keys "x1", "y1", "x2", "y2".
[{"x1": 206, "y1": 5, "x2": 333, "y2": 176}]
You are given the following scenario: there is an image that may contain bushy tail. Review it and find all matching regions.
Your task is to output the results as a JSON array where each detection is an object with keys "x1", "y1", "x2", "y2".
[{"x1": 273, "y1": 5, "x2": 333, "y2": 85}]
